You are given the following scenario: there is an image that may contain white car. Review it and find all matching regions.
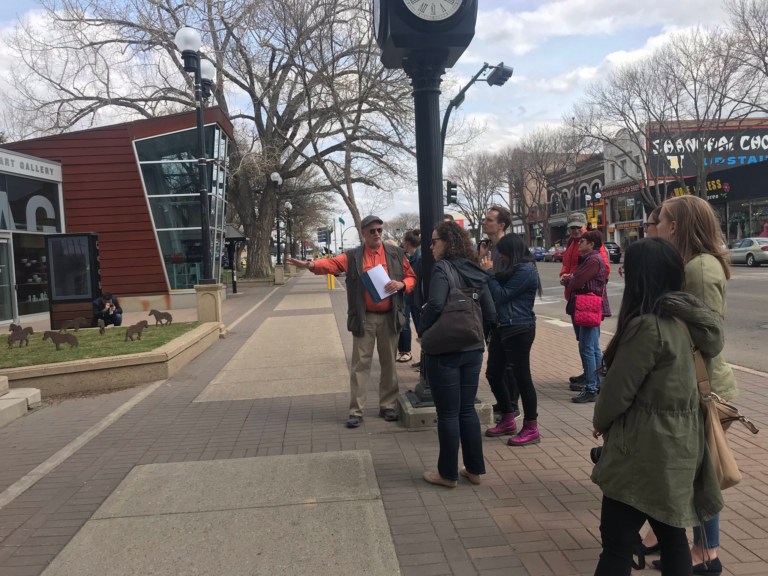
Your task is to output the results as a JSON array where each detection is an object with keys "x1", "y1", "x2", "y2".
[{"x1": 728, "y1": 237, "x2": 768, "y2": 267}]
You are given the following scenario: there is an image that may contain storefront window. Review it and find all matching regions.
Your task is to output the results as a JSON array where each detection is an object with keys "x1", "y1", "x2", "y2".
[
  {"x1": 48, "y1": 235, "x2": 93, "y2": 301},
  {"x1": 752, "y1": 198, "x2": 768, "y2": 238},
  {"x1": 135, "y1": 125, "x2": 229, "y2": 289},
  {"x1": 0, "y1": 174, "x2": 62, "y2": 233},
  {"x1": 728, "y1": 201, "x2": 751, "y2": 244},
  {"x1": 13, "y1": 233, "x2": 49, "y2": 316}
]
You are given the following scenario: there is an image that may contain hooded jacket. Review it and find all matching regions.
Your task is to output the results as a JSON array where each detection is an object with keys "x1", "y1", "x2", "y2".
[
  {"x1": 591, "y1": 292, "x2": 724, "y2": 528},
  {"x1": 418, "y1": 257, "x2": 497, "y2": 352},
  {"x1": 485, "y1": 262, "x2": 538, "y2": 327}
]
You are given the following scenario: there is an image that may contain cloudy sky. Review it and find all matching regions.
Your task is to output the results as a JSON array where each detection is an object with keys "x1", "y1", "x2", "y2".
[{"x1": 1, "y1": 0, "x2": 730, "y2": 243}]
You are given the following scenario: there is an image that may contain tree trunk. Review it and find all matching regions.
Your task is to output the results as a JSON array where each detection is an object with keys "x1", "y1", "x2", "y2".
[{"x1": 245, "y1": 189, "x2": 277, "y2": 279}]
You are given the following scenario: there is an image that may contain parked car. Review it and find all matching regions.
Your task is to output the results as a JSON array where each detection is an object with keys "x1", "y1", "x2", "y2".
[
  {"x1": 529, "y1": 247, "x2": 547, "y2": 261},
  {"x1": 729, "y1": 237, "x2": 768, "y2": 267},
  {"x1": 604, "y1": 242, "x2": 622, "y2": 264},
  {"x1": 544, "y1": 246, "x2": 566, "y2": 262}
]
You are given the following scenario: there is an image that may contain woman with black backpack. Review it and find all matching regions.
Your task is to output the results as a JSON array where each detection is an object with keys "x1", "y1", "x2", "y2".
[{"x1": 418, "y1": 222, "x2": 497, "y2": 488}]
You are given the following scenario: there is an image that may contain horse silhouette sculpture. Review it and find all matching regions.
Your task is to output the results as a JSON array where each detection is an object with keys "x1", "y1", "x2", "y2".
[
  {"x1": 7, "y1": 327, "x2": 34, "y2": 349},
  {"x1": 43, "y1": 331, "x2": 78, "y2": 351},
  {"x1": 98, "y1": 319, "x2": 106, "y2": 335},
  {"x1": 8, "y1": 323, "x2": 22, "y2": 333},
  {"x1": 125, "y1": 320, "x2": 149, "y2": 341},
  {"x1": 59, "y1": 317, "x2": 86, "y2": 332},
  {"x1": 149, "y1": 309, "x2": 172, "y2": 326}
]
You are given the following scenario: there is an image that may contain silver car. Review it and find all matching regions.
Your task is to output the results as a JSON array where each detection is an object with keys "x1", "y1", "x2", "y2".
[{"x1": 729, "y1": 237, "x2": 768, "y2": 267}]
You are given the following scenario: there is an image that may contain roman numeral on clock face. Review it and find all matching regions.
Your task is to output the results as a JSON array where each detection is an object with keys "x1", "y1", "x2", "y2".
[{"x1": 419, "y1": 3, "x2": 427, "y2": 12}]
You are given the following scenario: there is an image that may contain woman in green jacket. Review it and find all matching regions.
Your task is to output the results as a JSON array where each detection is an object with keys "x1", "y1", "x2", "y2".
[
  {"x1": 592, "y1": 238, "x2": 723, "y2": 576},
  {"x1": 644, "y1": 195, "x2": 735, "y2": 575}
]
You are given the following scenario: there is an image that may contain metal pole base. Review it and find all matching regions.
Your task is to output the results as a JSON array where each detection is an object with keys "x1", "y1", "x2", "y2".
[{"x1": 408, "y1": 350, "x2": 434, "y2": 408}]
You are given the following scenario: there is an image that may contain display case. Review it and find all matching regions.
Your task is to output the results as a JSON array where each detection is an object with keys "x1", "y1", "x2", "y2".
[{"x1": 45, "y1": 233, "x2": 101, "y2": 329}]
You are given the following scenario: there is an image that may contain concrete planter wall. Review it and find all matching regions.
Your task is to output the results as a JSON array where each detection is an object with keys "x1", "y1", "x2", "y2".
[{"x1": 1, "y1": 323, "x2": 221, "y2": 397}]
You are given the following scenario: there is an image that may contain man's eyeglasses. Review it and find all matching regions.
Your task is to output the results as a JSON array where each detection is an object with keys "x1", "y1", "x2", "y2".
[{"x1": 367, "y1": 228, "x2": 383, "y2": 235}]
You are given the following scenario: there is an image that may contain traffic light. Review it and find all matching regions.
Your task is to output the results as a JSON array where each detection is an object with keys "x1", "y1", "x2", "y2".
[
  {"x1": 486, "y1": 62, "x2": 514, "y2": 87},
  {"x1": 446, "y1": 180, "x2": 458, "y2": 205}
]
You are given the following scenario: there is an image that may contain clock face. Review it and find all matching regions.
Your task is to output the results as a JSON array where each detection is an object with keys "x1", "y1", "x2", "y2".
[{"x1": 403, "y1": 0, "x2": 462, "y2": 21}]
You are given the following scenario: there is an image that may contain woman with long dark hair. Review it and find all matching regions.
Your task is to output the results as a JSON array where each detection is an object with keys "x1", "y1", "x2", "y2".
[
  {"x1": 591, "y1": 238, "x2": 723, "y2": 576},
  {"x1": 480, "y1": 233, "x2": 542, "y2": 445},
  {"x1": 418, "y1": 222, "x2": 496, "y2": 488}
]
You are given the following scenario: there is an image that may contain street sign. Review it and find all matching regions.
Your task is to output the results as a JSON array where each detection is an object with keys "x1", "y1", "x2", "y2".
[
  {"x1": 339, "y1": 217, "x2": 345, "y2": 225},
  {"x1": 317, "y1": 229, "x2": 327, "y2": 243}
]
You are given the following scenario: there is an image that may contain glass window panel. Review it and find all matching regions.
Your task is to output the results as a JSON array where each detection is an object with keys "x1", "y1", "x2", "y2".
[
  {"x1": 149, "y1": 196, "x2": 202, "y2": 229},
  {"x1": 156, "y1": 229, "x2": 203, "y2": 290},
  {"x1": 47, "y1": 235, "x2": 92, "y2": 301},
  {"x1": 136, "y1": 126, "x2": 217, "y2": 161},
  {"x1": 0, "y1": 174, "x2": 62, "y2": 233},
  {"x1": 752, "y1": 198, "x2": 768, "y2": 238},
  {"x1": 13, "y1": 233, "x2": 50, "y2": 316},
  {"x1": 140, "y1": 163, "x2": 213, "y2": 196}
]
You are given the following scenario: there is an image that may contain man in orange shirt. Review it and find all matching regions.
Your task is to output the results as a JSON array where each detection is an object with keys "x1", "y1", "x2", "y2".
[{"x1": 288, "y1": 216, "x2": 417, "y2": 428}]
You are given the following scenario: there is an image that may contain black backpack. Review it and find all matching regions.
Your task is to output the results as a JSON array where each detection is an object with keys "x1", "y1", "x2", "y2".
[{"x1": 420, "y1": 260, "x2": 484, "y2": 355}]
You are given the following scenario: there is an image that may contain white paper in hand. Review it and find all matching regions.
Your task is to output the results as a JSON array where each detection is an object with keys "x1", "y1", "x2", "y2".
[{"x1": 365, "y1": 264, "x2": 393, "y2": 301}]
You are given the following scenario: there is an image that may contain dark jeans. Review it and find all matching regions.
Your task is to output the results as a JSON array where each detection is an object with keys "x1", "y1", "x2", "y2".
[
  {"x1": 398, "y1": 304, "x2": 421, "y2": 354},
  {"x1": 486, "y1": 326, "x2": 537, "y2": 420},
  {"x1": 596, "y1": 497, "x2": 691, "y2": 576},
  {"x1": 425, "y1": 350, "x2": 486, "y2": 482},
  {"x1": 92, "y1": 313, "x2": 122, "y2": 327},
  {"x1": 485, "y1": 329, "x2": 520, "y2": 415}
]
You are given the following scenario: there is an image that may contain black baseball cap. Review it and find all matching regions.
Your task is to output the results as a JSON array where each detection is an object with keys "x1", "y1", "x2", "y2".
[{"x1": 360, "y1": 215, "x2": 383, "y2": 229}]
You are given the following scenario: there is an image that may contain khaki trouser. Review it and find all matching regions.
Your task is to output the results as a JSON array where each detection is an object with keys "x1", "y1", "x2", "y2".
[{"x1": 349, "y1": 311, "x2": 399, "y2": 417}]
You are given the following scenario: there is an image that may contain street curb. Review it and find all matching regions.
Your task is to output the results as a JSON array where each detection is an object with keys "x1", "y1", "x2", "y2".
[{"x1": 729, "y1": 364, "x2": 768, "y2": 379}]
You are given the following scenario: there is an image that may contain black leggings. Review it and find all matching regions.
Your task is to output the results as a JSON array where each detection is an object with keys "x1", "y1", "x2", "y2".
[
  {"x1": 485, "y1": 326, "x2": 537, "y2": 420},
  {"x1": 596, "y1": 496, "x2": 691, "y2": 576}
]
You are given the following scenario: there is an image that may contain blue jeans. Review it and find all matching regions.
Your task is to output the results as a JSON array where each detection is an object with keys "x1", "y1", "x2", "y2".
[
  {"x1": 693, "y1": 512, "x2": 720, "y2": 549},
  {"x1": 398, "y1": 305, "x2": 421, "y2": 353},
  {"x1": 578, "y1": 325, "x2": 602, "y2": 391},
  {"x1": 425, "y1": 350, "x2": 486, "y2": 481}
]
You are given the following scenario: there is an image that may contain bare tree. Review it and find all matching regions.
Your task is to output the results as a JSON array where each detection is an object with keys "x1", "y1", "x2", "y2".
[
  {"x1": 726, "y1": 0, "x2": 768, "y2": 113},
  {"x1": 497, "y1": 126, "x2": 586, "y2": 245},
  {"x1": 446, "y1": 152, "x2": 503, "y2": 243},
  {"x1": 572, "y1": 26, "x2": 760, "y2": 204},
  {"x1": 383, "y1": 212, "x2": 420, "y2": 243},
  {"x1": 2, "y1": 0, "x2": 415, "y2": 278}
]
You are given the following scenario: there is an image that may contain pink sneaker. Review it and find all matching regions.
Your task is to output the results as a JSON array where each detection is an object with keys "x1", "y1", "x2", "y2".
[
  {"x1": 485, "y1": 413, "x2": 517, "y2": 437},
  {"x1": 508, "y1": 420, "x2": 540, "y2": 446}
]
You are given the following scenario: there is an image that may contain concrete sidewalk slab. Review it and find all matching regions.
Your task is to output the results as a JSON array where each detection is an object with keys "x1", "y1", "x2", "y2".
[
  {"x1": 223, "y1": 352, "x2": 346, "y2": 369},
  {"x1": 274, "y1": 293, "x2": 332, "y2": 310},
  {"x1": 194, "y1": 376, "x2": 349, "y2": 401},
  {"x1": 43, "y1": 452, "x2": 400, "y2": 576},
  {"x1": 195, "y1": 313, "x2": 348, "y2": 401},
  {"x1": 94, "y1": 451, "x2": 379, "y2": 517}
]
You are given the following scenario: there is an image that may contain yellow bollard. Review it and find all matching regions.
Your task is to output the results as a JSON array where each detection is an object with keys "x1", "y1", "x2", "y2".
[
  {"x1": 331, "y1": 275, "x2": 336, "y2": 290},
  {"x1": 327, "y1": 274, "x2": 331, "y2": 290}
]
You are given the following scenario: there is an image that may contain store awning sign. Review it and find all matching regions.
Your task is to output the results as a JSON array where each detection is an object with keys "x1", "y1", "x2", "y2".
[{"x1": 616, "y1": 220, "x2": 644, "y2": 230}]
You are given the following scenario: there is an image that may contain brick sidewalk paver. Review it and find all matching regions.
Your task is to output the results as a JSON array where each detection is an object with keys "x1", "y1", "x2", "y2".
[{"x1": 0, "y1": 272, "x2": 766, "y2": 576}]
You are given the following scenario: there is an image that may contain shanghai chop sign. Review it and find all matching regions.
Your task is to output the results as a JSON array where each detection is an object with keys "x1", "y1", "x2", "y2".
[{"x1": 649, "y1": 126, "x2": 768, "y2": 178}]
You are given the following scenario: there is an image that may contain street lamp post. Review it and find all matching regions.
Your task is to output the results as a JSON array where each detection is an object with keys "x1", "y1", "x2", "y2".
[
  {"x1": 284, "y1": 201, "x2": 292, "y2": 271},
  {"x1": 174, "y1": 27, "x2": 216, "y2": 284},
  {"x1": 585, "y1": 191, "x2": 602, "y2": 230},
  {"x1": 271, "y1": 173, "x2": 283, "y2": 266}
]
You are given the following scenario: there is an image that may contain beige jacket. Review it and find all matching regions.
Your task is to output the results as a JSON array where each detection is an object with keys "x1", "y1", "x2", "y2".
[{"x1": 683, "y1": 254, "x2": 738, "y2": 401}]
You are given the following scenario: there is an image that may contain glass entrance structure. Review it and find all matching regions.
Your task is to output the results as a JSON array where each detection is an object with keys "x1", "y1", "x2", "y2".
[{"x1": 134, "y1": 125, "x2": 229, "y2": 290}]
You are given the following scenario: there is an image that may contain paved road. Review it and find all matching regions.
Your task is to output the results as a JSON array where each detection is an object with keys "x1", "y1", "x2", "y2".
[{"x1": 534, "y1": 258, "x2": 768, "y2": 373}]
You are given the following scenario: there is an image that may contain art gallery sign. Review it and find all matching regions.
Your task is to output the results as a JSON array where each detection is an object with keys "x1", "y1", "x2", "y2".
[{"x1": 0, "y1": 148, "x2": 63, "y2": 233}]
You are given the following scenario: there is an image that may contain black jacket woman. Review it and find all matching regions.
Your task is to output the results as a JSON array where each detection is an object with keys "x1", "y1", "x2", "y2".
[
  {"x1": 480, "y1": 233, "x2": 542, "y2": 446},
  {"x1": 418, "y1": 222, "x2": 496, "y2": 488}
]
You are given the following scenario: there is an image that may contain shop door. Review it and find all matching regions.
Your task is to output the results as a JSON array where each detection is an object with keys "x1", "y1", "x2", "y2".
[{"x1": 0, "y1": 234, "x2": 16, "y2": 322}]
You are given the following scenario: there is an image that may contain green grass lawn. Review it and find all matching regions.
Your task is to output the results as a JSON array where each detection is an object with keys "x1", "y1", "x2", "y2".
[{"x1": 0, "y1": 322, "x2": 200, "y2": 369}]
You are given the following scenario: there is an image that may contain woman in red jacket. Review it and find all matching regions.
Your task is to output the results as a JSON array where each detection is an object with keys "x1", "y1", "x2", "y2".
[{"x1": 560, "y1": 214, "x2": 610, "y2": 390}]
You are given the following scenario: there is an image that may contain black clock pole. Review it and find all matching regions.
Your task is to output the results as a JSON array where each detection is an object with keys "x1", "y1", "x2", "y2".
[{"x1": 405, "y1": 50, "x2": 447, "y2": 405}]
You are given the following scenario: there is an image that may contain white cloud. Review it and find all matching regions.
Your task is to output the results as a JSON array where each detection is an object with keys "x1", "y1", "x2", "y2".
[{"x1": 476, "y1": 0, "x2": 726, "y2": 56}]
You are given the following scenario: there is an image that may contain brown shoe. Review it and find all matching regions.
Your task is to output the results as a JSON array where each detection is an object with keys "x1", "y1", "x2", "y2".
[
  {"x1": 422, "y1": 471, "x2": 457, "y2": 488},
  {"x1": 460, "y1": 468, "x2": 482, "y2": 485}
]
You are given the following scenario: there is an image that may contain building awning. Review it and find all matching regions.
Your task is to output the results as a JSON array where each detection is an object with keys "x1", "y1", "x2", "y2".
[
  {"x1": 224, "y1": 224, "x2": 247, "y2": 243},
  {"x1": 549, "y1": 215, "x2": 567, "y2": 226}
]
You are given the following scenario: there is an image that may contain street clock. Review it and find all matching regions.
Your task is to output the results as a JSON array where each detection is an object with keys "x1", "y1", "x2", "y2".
[{"x1": 373, "y1": 0, "x2": 478, "y2": 69}]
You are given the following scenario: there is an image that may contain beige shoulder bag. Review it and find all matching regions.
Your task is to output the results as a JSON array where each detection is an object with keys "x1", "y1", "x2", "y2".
[{"x1": 676, "y1": 319, "x2": 759, "y2": 490}]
